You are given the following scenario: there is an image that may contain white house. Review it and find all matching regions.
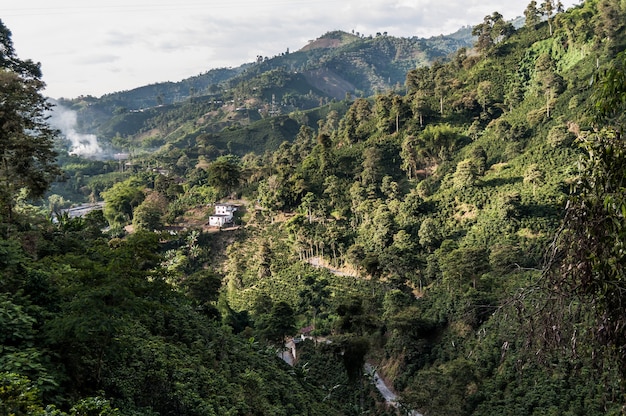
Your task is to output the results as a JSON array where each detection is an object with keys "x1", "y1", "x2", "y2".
[
  {"x1": 208, "y1": 214, "x2": 231, "y2": 227},
  {"x1": 214, "y1": 203, "x2": 237, "y2": 216},
  {"x1": 208, "y1": 203, "x2": 238, "y2": 227}
]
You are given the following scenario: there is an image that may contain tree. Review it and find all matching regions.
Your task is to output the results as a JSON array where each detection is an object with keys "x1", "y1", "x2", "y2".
[
  {"x1": 0, "y1": 20, "x2": 61, "y2": 226},
  {"x1": 0, "y1": 372, "x2": 45, "y2": 415},
  {"x1": 315, "y1": 133, "x2": 333, "y2": 173},
  {"x1": 491, "y1": 12, "x2": 516, "y2": 44},
  {"x1": 417, "y1": 123, "x2": 462, "y2": 162},
  {"x1": 338, "y1": 98, "x2": 372, "y2": 143},
  {"x1": 132, "y1": 191, "x2": 168, "y2": 231},
  {"x1": 453, "y1": 159, "x2": 478, "y2": 189},
  {"x1": 504, "y1": 77, "x2": 525, "y2": 111},
  {"x1": 293, "y1": 125, "x2": 315, "y2": 158},
  {"x1": 406, "y1": 66, "x2": 434, "y2": 127},
  {"x1": 69, "y1": 396, "x2": 120, "y2": 416},
  {"x1": 182, "y1": 269, "x2": 223, "y2": 317},
  {"x1": 370, "y1": 92, "x2": 390, "y2": 134},
  {"x1": 261, "y1": 301, "x2": 296, "y2": 346},
  {"x1": 541, "y1": 0, "x2": 555, "y2": 35},
  {"x1": 592, "y1": 51, "x2": 626, "y2": 125},
  {"x1": 433, "y1": 64, "x2": 451, "y2": 115},
  {"x1": 360, "y1": 146, "x2": 383, "y2": 188},
  {"x1": 440, "y1": 246, "x2": 490, "y2": 291},
  {"x1": 595, "y1": 0, "x2": 624, "y2": 43},
  {"x1": 418, "y1": 218, "x2": 440, "y2": 252},
  {"x1": 298, "y1": 275, "x2": 330, "y2": 330},
  {"x1": 472, "y1": 15, "x2": 496, "y2": 52},
  {"x1": 524, "y1": 1, "x2": 542, "y2": 27},
  {"x1": 205, "y1": 155, "x2": 241, "y2": 197},
  {"x1": 523, "y1": 164, "x2": 543, "y2": 196},
  {"x1": 547, "y1": 124, "x2": 575, "y2": 147},
  {"x1": 476, "y1": 80, "x2": 494, "y2": 114},
  {"x1": 323, "y1": 175, "x2": 345, "y2": 213},
  {"x1": 534, "y1": 54, "x2": 564, "y2": 118},
  {"x1": 472, "y1": 12, "x2": 515, "y2": 53},
  {"x1": 401, "y1": 135, "x2": 420, "y2": 180},
  {"x1": 470, "y1": 145, "x2": 487, "y2": 176},
  {"x1": 539, "y1": 53, "x2": 626, "y2": 377},
  {"x1": 101, "y1": 177, "x2": 145, "y2": 227}
]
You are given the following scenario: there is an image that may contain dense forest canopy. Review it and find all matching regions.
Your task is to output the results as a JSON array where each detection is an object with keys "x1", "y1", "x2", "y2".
[{"x1": 2, "y1": 0, "x2": 626, "y2": 415}]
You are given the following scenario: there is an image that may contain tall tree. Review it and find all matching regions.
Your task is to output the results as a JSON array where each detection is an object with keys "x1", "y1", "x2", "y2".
[
  {"x1": 491, "y1": 11, "x2": 516, "y2": 44},
  {"x1": 472, "y1": 15, "x2": 496, "y2": 52},
  {"x1": 453, "y1": 159, "x2": 478, "y2": 189},
  {"x1": 524, "y1": 1, "x2": 542, "y2": 27},
  {"x1": 338, "y1": 98, "x2": 372, "y2": 144},
  {"x1": 541, "y1": 0, "x2": 556, "y2": 35},
  {"x1": 595, "y1": 0, "x2": 625, "y2": 43},
  {"x1": 261, "y1": 301, "x2": 296, "y2": 346},
  {"x1": 406, "y1": 66, "x2": 434, "y2": 127},
  {"x1": 0, "y1": 20, "x2": 61, "y2": 226},
  {"x1": 534, "y1": 53, "x2": 564, "y2": 117},
  {"x1": 523, "y1": 164, "x2": 544, "y2": 196},
  {"x1": 101, "y1": 177, "x2": 145, "y2": 227},
  {"x1": 472, "y1": 12, "x2": 515, "y2": 53},
  {"x1": 205, "y1": 155, "x2": 241, "y2": 197},
  {"x1": 433, "y1": 63, "x2": 451, "y2": 115},
  {"x1": 400, "y1": 135, "x2": 420, "y2": 180}
]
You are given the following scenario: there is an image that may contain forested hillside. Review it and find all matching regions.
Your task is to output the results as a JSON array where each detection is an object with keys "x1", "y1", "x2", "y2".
[
  {"x1": 55, "y1": 28, "x2": 474, "y2": 156},
  {"x1": 3, "y1": 0, "x2": 626, "y2": 415}
]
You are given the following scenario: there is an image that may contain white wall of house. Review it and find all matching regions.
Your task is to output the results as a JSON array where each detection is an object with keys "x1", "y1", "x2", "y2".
[
  {"x1": 209, "y1": 215, "x2": 231, "y2": 227},
  {"x1": 215, "y1": 204, "x2": 237, "y2": 215}
]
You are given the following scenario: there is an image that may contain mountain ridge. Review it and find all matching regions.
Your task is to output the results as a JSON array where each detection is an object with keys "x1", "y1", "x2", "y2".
[{"x1": 61, "y1": 27, "x2": 474, "y2": 107}]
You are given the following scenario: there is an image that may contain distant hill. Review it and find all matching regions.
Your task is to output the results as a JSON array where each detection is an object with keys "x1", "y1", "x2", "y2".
[{"x1": 59, "y1": 27, "x2": 475, "y2": 151}]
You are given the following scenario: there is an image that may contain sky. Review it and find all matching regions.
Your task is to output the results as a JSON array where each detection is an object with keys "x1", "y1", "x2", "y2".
[{"x1": 3, "y1": 0, "x2": 581, "y2": 99}]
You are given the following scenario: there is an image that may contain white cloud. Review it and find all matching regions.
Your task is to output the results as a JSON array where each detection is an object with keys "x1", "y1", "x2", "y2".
[{"x1": 2, "y1": 0, "x2": 581, "y2": 98}]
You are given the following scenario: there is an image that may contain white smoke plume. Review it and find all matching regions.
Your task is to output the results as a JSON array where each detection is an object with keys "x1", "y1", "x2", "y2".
[{"x1": 47, "y1": 102, "x2": 104, "y2": 157}]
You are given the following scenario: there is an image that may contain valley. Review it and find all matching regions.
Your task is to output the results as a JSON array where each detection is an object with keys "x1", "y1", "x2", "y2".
[{"x1": 2, "y1": 1, "x2": 626, "y2": 415}]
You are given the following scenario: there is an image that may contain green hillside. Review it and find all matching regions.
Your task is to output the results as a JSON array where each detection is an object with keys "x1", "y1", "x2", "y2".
[
  {"x1": 3, "y1": 0, "x2": 626, "y2": 415},
  {"x1": 56, "y1": 28, "x2": 474, "y2": 155}
]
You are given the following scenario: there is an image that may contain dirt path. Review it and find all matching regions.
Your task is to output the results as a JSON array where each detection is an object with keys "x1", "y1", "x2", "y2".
[{"x1": 307, "y1": 256, "x2": 358, "y2": 277}]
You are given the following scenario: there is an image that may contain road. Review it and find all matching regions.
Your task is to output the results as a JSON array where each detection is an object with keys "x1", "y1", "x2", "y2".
[
  {"x1": 59, "y1": 202, "x2": 105, "y2": 218},
  {"x1": 365, "y1": 363, "x2": 422, "y2": 416}
]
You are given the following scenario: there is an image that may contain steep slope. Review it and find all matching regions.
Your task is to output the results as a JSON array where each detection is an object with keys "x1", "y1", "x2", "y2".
[{"x1": 37, "y1": 2, "x2": 626, "y2": 414}]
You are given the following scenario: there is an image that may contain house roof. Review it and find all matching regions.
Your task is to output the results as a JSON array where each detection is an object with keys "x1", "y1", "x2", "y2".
[{"x1": 299, "y1": 325, "x2": 315, "y2": 334}]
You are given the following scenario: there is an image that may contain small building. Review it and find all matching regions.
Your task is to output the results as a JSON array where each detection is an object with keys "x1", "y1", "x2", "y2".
[
  {"x1": 208, "y1": 214, "x2": 232, "y2": 227},
  {"x1": 208, "y1": 203, "x2": 238, "y2": 227},
  {"x1": 214, "y1": 203, "x2": 237, "y2": 216}
]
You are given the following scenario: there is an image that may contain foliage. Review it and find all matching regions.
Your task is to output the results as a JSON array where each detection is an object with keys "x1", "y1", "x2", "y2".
[
  {"x1": 5, "y1": 3, "x2": 626, "y2": 415},
  {"x1": 132, "y1": 191, "x2": 168, "y2": 231},
  {"x1": 101, "y1": 177, "x2": 145, "y2": 227},
  {"x1": 0, "y1": 20, "x2": 61, "y2": 226}
]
